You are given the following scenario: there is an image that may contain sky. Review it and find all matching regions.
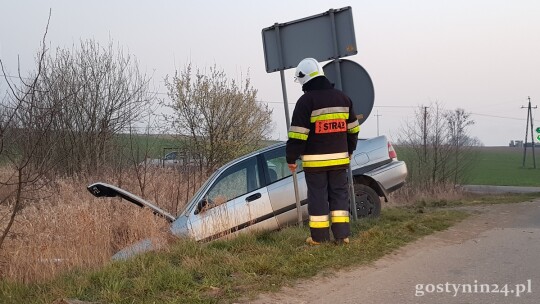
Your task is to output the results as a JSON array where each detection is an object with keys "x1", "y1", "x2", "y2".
[{"x1": 1, "y1": 0, "x2": 539, "y2": 146}]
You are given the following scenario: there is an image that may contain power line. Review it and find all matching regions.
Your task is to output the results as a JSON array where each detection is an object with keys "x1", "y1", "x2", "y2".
[
  {"x1": 373, "y1": 105, "x2": 416, "y2": 108},
  {"x1": 258, "y1": 100, "x2": 295, "y2": 104},
  {"x1": 470, "y1": 112, "x2": 524, "y2": 121}
]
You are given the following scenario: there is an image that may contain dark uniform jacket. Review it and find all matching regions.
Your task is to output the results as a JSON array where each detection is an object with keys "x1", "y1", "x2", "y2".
[{"x1": 286, "y1": 76, "x2": 360, "y2": 172}]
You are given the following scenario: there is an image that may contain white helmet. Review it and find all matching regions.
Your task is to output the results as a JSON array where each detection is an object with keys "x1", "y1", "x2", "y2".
[{"x1": 294, "y1": 58, "x2": 324, "y2": 85}]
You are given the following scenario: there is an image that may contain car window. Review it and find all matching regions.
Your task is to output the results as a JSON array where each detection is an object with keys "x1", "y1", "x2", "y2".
[
  {"x1": 205, "y1": 157, "x2": 260, "y2": 207},
  {"x1": 164, "y1": 152, "x2": 177, "y2": 160},
  {"x1": 263, "y1": 146, "x2": 303, "y2": 184}
]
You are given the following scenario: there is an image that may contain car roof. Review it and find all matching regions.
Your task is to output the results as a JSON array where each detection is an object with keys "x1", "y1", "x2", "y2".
[{"x1": 223, "y1": 141, "x2": 285, "y2": 167}]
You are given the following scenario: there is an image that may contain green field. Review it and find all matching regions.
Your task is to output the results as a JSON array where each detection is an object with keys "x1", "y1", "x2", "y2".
[
  {"x1": 395, "y1": 145, "x2": 540, "y2": 187},
  {"x1": 464, "y1": 147, "x2": 540, "y2": 186},
  {"x1": 115, "y1": 134, "x2": 281, "y2": 161}
]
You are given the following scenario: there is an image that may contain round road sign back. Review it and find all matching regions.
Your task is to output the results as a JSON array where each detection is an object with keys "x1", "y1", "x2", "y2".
[{"x1": 322, "y1": 59, "x2": 374, "y2": 125}]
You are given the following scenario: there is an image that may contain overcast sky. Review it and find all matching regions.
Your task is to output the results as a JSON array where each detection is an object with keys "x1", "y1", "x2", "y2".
[{"x1": 1, "y1": 0, "x2": 539, "y2": 146}]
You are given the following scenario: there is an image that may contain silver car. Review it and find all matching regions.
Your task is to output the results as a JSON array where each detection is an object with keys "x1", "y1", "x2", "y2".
[{"x1": 88, "y1": 135, "x2": 407, "y2": 258}]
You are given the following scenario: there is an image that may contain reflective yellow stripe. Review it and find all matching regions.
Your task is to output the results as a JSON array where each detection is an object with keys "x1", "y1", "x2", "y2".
[
  {"x1": 303, "y1": 158, "x2": 350, "y2": 168},
  {"x1": 347, "y1": 120, "x2": 359, "y2": 129},
  {"x1": 348, "y1": 125, "x2": 360, "y2": 134},
  {"x1": 311, "y1": 107, "x2": 349, "y2": 117},
  {"x1": 309, "y1": 220, "x2": 330, "y2": 228},
  {"x1": 310, "y1": 215, "x2": 329, "y2": 222},
  {"x1": 288, "y1": 132, "x2": 308, "y2": 140},
  {"x1": 310, "y1": 113, "x2": 349, "y2": 123},
  {"x1": 289, "y1": 126, "x2": 310, "y2": 134},
  {"x1": 309, "y1": 71, "x2": 320, "y2": 77},
  {"x1": 302, "y1": 152, "x2": 349, "y2": 161},
  {"x1": 331, "y1": 210, "x2": 349, "y2": 217},
  {"x1": 331, "y1": 216, "x2": 350, "y2": 223},
  {"x1": 347, "y1": 120, "x2": 360, "y2": 134}
]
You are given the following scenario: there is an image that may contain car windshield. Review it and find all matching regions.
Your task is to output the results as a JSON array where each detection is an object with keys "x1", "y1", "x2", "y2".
[{"x1": 177, "y1": 167, "x2": 222, "y2": 216}]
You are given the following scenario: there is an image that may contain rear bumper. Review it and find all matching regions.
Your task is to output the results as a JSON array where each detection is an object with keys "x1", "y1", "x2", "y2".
[{"x1": 364, "y1": 160, "x2": 408, "y2": 193}]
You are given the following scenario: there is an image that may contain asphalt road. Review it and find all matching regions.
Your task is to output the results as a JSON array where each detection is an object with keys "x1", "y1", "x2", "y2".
[{"x1": 253, "y1": 199, "x2": 540, "y2": 304}]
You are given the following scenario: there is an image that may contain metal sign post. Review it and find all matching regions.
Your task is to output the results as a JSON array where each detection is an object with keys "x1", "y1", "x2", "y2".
[
  {"x1": 274, "y1": 22, "x2": 302, "y2": 226},
  {"x1": 328, "y1": 9, "x2": 358, "y2": 222}
]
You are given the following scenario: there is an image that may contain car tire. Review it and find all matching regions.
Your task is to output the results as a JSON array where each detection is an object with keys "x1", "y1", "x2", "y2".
[{"x1": 353, "y1": 184, "x2": 381, "y2": 218}]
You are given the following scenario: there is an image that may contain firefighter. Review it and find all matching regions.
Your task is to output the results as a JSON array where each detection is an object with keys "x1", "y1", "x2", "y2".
[{"x1": 286, "y1": 58, "x2": 360, "y2": 245}]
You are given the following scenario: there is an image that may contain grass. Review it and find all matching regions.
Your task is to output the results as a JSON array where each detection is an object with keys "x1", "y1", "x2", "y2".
[
  {"x1": 0, "y1": 206, "x2": 468, "y2": 304},
  {"x1": 2, "y1": 190, "x2": 539, "y2": 303},
  {"x1": 0, "y1": 168, "x2": 198, "y2": 284},
  {"x1": 115, "y1": 133, "x2": 185, "y2": 161},
  {"x1": 394, "y1": 145, "x2": 540, "y2": 187},
  {"x1": 464, "y1": 147, "x2": 540, "y2": 186}
]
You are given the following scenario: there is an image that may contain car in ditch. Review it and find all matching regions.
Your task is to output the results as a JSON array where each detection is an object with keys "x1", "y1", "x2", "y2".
[
  {"x1": 87, "y1": 135, "x2": 407, "y2": 259},
  {"x1": 141, "y1": 150, "x2": 198, "y2": 168},
  {"x1": 144, "y1": 150, "x2": 180, "y2": 167}
]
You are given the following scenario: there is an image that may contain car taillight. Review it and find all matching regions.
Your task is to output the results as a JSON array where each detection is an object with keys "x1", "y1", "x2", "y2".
[{"x1": 388, "y1": 142, "x2": 397, "y2": 159}]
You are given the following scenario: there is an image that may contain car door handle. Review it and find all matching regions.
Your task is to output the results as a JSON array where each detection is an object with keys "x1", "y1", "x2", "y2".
[{"x1": 245, "y1": 193, "x2": 261, "y2": 202}]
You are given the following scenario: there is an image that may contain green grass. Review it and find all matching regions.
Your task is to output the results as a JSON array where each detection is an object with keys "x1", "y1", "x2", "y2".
[
  {"x1": 115, "y1": 133, "x2": 183, "y2": 160},
  {"x1": 395, "y1": 146, "x2": 540, "y2": 187},
  {"x1": 464, "y1": 147, "x2": 540, "y2": 186},
  {"x1": 1, "y1": 207, "x2": 468, "y2": 304}
]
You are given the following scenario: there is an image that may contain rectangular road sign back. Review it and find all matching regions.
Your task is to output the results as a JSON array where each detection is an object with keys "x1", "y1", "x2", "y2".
[{"x1": 262, "y1": 7, "x2": 357, "y2": 73}]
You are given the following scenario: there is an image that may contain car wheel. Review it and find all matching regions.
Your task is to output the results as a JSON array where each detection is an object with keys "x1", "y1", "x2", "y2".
[{"x1": 353, "y1": 184, "x2": 381, "y2": 218}]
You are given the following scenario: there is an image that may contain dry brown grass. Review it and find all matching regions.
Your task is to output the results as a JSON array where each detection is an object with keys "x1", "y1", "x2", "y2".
[
  {"x1": 0, "y1": 166, "x2": 207, "y2": 283},
  {"x1": 386, "y1": 183, "x2": 466, "y2": 207}
]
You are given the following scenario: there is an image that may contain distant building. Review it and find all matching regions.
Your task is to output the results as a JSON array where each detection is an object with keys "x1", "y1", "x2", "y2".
[{"x1": 510, "y1": 140, "x2": 524, "y2": 148}]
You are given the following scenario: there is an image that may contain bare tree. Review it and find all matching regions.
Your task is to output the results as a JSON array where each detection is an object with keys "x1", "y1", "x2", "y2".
[
  {"x1": 445, "y1": 108, "x2": 477, "y2": 185},
  {"x1": 0, "y1": 12, "x2": 61, "y2": 249},
  {"x1": 123, "y1": 114, "x2": 161, "y2": 197},
  {"x1": 164, "y1": 64, "x2": 273, "y2": 172},
  {"x1": 398, "y1": 102, "x2": 478, "y2": 193},
  {"x1": 34, "y1": 39, "x2": 155, "y2": 175},
  {"x1": 400, "y1": 102, "x2": 447, "y2": 190}
]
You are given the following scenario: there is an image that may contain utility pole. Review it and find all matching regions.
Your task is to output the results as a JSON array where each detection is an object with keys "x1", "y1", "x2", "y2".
[
  {"x1": 423, "y1": 106, "x2": 428, "y2": 161},
  {"x1": 521, "y1": 96, "x2": 537, "y2": 168},
  {"x1": 375, "y1": 110, "x2": 382, "y2": 136}
]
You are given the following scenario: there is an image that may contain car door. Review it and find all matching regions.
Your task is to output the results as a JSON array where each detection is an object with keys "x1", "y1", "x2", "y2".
[
  {"x1": 261, "y1": 146, "x2": 308, "y2": 228},
  {"x1": 187, "y1": 155, "x2": 277, "y2": 241}
]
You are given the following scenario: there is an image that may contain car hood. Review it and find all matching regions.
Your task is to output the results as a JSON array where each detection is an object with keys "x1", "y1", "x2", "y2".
[{"x1": 87, "y1": 182, "x2": 176, "y2": 222}]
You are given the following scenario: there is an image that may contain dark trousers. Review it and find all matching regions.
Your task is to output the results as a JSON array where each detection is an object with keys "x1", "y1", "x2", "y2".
[{"x1": 305, "y1": 169, "x2": 350, "y2": 242}]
